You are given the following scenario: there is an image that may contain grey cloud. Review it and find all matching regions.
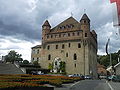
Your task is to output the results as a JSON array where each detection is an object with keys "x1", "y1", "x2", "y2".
[{"x1": 0, "y1": 0, "x2": 119, "y2": 55}]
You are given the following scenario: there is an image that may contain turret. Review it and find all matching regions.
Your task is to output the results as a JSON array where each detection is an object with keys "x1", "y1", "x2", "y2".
[
  {"x1": 42, "y1": 20, "x2": 51, "y2": 44},
  {"x1": 80, "y1": 14, "x2": 90, "y2": 31},
  {"x1": 80, "y1": 14, "x2": 90, "y2": 38},
  {"x1": 42, "y1": 20, "x2": 51, "y2": 32}
]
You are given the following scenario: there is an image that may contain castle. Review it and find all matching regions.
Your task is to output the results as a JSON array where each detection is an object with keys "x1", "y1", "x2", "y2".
[{"x1": 31, "y1": 14, "x2": 98, "y2": 78}]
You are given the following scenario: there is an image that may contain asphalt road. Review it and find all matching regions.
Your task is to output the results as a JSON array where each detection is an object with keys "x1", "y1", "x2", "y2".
[{"x1": 55, "y1": 80, "x2": 120, "y2": 90}]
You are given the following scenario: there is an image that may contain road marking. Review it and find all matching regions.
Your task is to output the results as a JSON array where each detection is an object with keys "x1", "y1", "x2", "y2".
[
  {"x1": 70, "y1": 81, "x2": 80, "y2": 87},
  {"x1": 106, "y1": 81, "x2": 114, "y2": 90}
]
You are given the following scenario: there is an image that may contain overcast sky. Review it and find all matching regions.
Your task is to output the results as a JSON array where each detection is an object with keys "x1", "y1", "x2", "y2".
[{"x1": 0, "y1": 0, "x2": 120, "y2": 61}]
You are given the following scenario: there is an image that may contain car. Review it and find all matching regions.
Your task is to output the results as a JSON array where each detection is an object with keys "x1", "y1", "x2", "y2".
[
  {"x1": 107, "y1": 75, "x2": 120, "y2": 82},
  {"x1": 68, "y1": 74, "x2": 84, "y2": 79},
  {"x1": 84, "y1": 75, "x2": 92, "y2": 79},
  {"x1": 111, "y1": 75, "x2": 120, "y2": 82},
  {"x1": 99, "y1": 75, "x2": 107, "y2": 79}
]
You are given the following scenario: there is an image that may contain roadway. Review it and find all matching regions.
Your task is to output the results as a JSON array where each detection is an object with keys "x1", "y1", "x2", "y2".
[{"x1": 55, "y1": 80, "x2": 120, "y2": 90}]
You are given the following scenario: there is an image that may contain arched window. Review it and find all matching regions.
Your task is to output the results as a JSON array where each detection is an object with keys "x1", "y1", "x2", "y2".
[
  {"x1": 51, "y1": 35, "x2": 53, "y2": 38},
  {"x1": 73, "y1": 33, "x2": 75, "y2": 36},
  {"x1": 78, "y1": 43, "x2": 81, "y2": 48},
  {"x1": 66, "y1": 53, "x2": 68, "y2": 57},
  {"x1": 47, "y1": 45, "x2": 50, "y2": 50},
  {"x1": 62, "y1": 44, "x2": 65, "y2": 49},
  {"x1": 77, "y1": 32, "x2": 79, "y2": 36},
  {"x1": 48, "y1": 54, "x2": 51, "y2": 60},
  {"x1": 68, "y1": 43, "x2": 71, "y2": 47},
  {"x1": 56, "y1": 45, "x2": 58, "y2": 49},
  {"x1": 75, "y1": 64, "x2": 76, "y2": 68},
  {"x1": 74, "y1": 54, "x2": 77, "y2": 60},
  {"x1": 68, "y1": 33, "x2": 70, "y2": 36},
  {"x1": 85, "y1": 33, "x2": 87, "y2": 37}
]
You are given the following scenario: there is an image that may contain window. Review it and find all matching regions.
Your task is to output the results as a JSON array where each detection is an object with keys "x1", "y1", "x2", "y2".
[
  {"x1": 70, "y1": 24, "x2": 74, "y2": 28},
  {"x1": 75, "y1": 64, "x2": 76, "y2": 68},
  {"x1": 47, "y1": 45, "x2": 50, "y2": 50},
  {"x1": 68, "y1": 33, "x2": 70, "y2": 36},
  {"x1": 55, "y1": 35, "x2": 57, "y2": 38},
  {"x1": 48, "y1": 54, "x2": 51, "y2": 60},
  {"x1": 33, "y1": 58, "x2": 34, "y2": 61},
  {"x1": 85, "y1": 33, "x2": 87, "y2": 37},
  {"x1": 47, "y1": 35, "x2": 49, "y2": 38},
  {"x1": 59, "y1": 27, "x2": 62, "y2": 29},
  {"x1": 62, "y1": 44, "x2": 65, "y2": 49},
  {"x1": 63, "y1": 34, "x2": 66, "y2": 37},
  {"x1": 56, "y1": 45, "x2": 58, "y2": 49},
  {"x1": 37, "y1": 49, "x2": 39, "y2": 54},
  {"x1": 84, "y1": 20, "x2": 86, "y2": 23},
  {"x1": 72, "y1": 33, "x2": 75, "y2": 36},
  {"x1": 51, "y1": 35, "x2": 53, "y2": 38},
  {"x1": 77, "y1": 32, "x2": 79, "y2": 36},
  {"x1": 59, "y1": 34, "x2": 61, "y2": 37},
  {"x1": 74, "y1": 54, "x2": 77, "y2": 60},
  {"x1": 37, "y1": 57, "x2": 39, "y2": 61},
  {"x1": 68, "y1": 43, "x2": 71, "y2": 47},
  {"x1": 66, "y1": 53, "x2": 68, "y2": 57},
  {"x1": 66, "y1": 25, "x2": 70, "y2": 28},
  {"x1": 32, "y1": 50, "x2": 35, "y2": 54},
  {"x1": 78, "y1": 43, "x2": 81, "y2": 48}
]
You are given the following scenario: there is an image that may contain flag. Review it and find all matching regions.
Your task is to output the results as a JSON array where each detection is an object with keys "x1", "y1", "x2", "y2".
[
  {"x1": 110, "y1": 0, "x2": 120, "y2": 26},
  {"x1": 106, "y1": 38, "x2": 110, "y2": 55},
  {"x1": 110, "y1": 0, "x2": 117, "y2": 3}
]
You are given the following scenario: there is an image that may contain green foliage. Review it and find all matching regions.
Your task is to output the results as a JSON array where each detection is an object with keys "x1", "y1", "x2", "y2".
[
  {"x1": 59, "y1": 61, "x2": 66, "y2": 73},
  {"x1": 48, "y1": 63, "x2": 53, "y2": 70},
  {"x1": 5, "y1": 50, "x2": 23, "y2": 63},
  {"x1": 98, "y1": 50, "x2": 120, "y2": 67},
  {"x1": 23, "y1": 60, "x2": 29, "y2": 64},
  {"x1": 33, "y1": 60, "x2": 39, "y2": 66}
]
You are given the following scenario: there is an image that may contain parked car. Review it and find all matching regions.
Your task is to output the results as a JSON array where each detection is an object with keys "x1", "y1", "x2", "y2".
[
  {"x1": 99, "y1": 75, "x2": 107, "y2": 79},
  {"x1": 68, "y1": 74, "x2": 84, "y2": 79},
  {"x1": 84, "y1": 75, "x2": 92, "y2": 79},
  {"x1": 107, "y1": 75, "x2": 120, "y2": 82}
]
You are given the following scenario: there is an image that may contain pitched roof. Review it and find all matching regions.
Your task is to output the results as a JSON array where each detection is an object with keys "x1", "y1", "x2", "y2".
[
  {"x1": 80, "y1": 13, "x2": 90, "y2": 21},
  {"x1": 32, "y1": 45, "x2": 42, "y2": 49},
  {"x1": 42, "y1": 20, "x2": 51, "y2": 27},
  {"x1": 51, "y1": 16, "x2": 80, "y2": 33}
]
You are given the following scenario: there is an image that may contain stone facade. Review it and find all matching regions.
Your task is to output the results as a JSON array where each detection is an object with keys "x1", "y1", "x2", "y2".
[{"x1": 31, "y1": 14, "x2": 98, "y2": 78}]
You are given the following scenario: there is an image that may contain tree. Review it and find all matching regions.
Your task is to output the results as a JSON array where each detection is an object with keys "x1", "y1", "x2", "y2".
[
  {"x1": 98, "y1": 50, "x2": 120, "y2": 67},
  {"x1": 23, "y1": 60, "x2": 29, "y2": 64},
  {"x1": 33, "y1": 60, "x2": 39, "y2": 66},
  {"x1": 5, "y1": 50, "x2": 23, "y2": 63}
]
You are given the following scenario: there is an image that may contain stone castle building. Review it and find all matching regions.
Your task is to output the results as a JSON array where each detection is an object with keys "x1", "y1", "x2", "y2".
[{"x1": 31, "y1": 14, "x2": 98, "y2": 77}]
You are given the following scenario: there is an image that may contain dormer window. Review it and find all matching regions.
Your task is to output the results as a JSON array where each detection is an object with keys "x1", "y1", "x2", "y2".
[
  {"x1": 66, "y1": 25, "x2": 70, "y2": 28},
  {"x1": 59, "y1": 27, "x2": 62, "y2": 29},
  {"x1": 61, "y1": 26, "x2": 66, "y2": 29},
  {"x1": 70, "y1": 24, "x2": 74, "y2": 28}
]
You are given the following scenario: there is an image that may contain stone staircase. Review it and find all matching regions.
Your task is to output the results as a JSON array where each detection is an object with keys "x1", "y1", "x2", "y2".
[{"x1": 0, "y1": 61, "x2": 25, "y2": 74}]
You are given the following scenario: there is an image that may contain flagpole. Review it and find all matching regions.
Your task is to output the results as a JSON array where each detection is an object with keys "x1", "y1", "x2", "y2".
[{"x1": 109, "y1": 38, "x2": 112, "y2": 66}]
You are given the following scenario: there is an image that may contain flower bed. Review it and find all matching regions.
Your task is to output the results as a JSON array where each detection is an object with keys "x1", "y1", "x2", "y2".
[{"x1": 0, "y1": 74, "x2": 81, "y2": 89}]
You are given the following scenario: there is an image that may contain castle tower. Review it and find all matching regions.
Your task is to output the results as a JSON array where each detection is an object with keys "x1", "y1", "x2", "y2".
[
  {"x1": 42, "y1": 20, "x2": 51, "y2": 44},
  {"x1": 80, "y1": 14, "x2": 90, "y2": 38}
]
